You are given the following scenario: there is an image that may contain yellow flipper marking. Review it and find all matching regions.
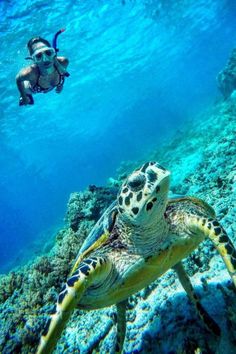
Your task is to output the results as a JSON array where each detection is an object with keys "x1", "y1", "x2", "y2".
[
  {"x1": 37, "y1": 256, "x2": 111, "y2": 354},
  {"x1": 188, "y1": 216, "x2": 236, "y2": 288},
  {"x1": 70, "y1": 231, "x2": 109, "y2": 276}
]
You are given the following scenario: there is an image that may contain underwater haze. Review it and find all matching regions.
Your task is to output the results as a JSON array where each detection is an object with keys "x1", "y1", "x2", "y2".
[{"x1": 0, "y1": 0, "x2": 236, "y2": 273}]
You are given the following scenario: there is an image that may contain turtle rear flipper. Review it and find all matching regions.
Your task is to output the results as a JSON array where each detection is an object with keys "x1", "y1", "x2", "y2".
[
  {"x1": 37, "y1": 256, "x2": 112, "y2": 354},
  {"x1": 174, "y1": 262, "x2": 221, "y2": 336},
  {"x1": 115, "y1": 300, "x2": 128, "y2": 353}
]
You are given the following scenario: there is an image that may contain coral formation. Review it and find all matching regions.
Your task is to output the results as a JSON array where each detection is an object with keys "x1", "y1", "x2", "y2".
[
  {"x1": 0, "y1": 98, "x2": 236, "y2": 353},
  {"x1": 66, "y1": 185, "x2": 118, "y2": 232},
  {"x1": 217, "y1": 48, "x2": 236, "y2": 98}
]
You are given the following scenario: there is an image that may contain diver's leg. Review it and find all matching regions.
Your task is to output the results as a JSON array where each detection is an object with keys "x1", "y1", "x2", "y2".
[
  {"x1": 37, "y1": 256, "x2": 112, "y2": 354},
  {"x1": 173, "y1": 261, "x2": 220, "y2": 336},
  {"x1": 115, "y1": 299, "x2": 128, "y2": 353}
]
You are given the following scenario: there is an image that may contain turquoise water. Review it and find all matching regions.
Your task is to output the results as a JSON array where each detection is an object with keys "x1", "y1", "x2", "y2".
[{"x1": 0, "y1": 0, "x2": 236, "y2": 273}]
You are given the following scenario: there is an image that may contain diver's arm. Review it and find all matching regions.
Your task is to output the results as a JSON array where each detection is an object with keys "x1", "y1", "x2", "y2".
[
  {"x1": 55, "y1": 57, "x2": 69, "y2": 76},
  {"x1": 16, "y1": 68, "x2": 32, "y2": 104},
  {"x1": 54, "y1": 57, "x2": 70, "y2": 93},
  {"x1": 57, "y1": 56, "x2": 69, "y2": 68},
  {"x1": 16, "y1": 73, "x2": 28, "y2": 101}
]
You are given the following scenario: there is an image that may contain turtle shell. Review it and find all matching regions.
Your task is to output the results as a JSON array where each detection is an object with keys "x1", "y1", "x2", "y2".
[
  {"x1": 70, "y1": 201, "x2": 118, "y2": 275},
  {"x1": 167, "y1": 196, "x2": 216, "y2": 218}
]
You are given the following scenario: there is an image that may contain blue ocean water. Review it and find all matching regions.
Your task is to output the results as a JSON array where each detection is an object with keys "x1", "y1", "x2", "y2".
[{"x1": 0, "y1": 0, "x2": 236, "y2": 273}]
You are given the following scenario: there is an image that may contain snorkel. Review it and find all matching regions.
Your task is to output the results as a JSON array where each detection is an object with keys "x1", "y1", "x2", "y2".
[
  {"x1": 51, "y1": 28, "x2": 70, "y2": 77},
  {"x1": 52, "y1": 28, "x2": 66, "y2": 53}
]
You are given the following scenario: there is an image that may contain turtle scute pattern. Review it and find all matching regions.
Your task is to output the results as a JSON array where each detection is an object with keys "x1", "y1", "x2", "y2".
[{"x1": 36, "y1": 161, "x2": 236, "y2": 354}]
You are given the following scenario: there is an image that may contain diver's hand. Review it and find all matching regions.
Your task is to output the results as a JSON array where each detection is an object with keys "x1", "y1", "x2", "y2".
[
  {"x1": 55, "y1": 85, "x2": 63, "y2": 93},
  {"x1": 19, "y1": 96, "x2": 30, "y2": 105},
  {"x1": 19, "y1": 94, "x2": 34, "y2": 106}
]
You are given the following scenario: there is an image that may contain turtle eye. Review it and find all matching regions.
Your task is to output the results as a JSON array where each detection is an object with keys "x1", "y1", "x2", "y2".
[
  {"x1": 127, "y1": 173, "x2": 145, "y2": 192},
  {"x1": 147, "y1": 169, "x2": 157, "y2": 183}
]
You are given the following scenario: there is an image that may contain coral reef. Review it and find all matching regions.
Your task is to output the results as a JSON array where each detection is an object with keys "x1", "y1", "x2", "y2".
[
  {"x1": 66, "y1": 185, "x2": 118, "y2": 232},
  {"x1": 217, "y1": 48, "x2": 236, "y2": 98},
  {"x1": 0, "y1": 186, "x2": 116, "y2": 354},
  {"x1": 0, "y1": 96, "x2": 236, "y2": 353}
]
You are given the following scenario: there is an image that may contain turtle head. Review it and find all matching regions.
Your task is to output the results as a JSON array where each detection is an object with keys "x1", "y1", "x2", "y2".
[{"x1": 118, "y1": 162, "x2": 170, "y2": 226}]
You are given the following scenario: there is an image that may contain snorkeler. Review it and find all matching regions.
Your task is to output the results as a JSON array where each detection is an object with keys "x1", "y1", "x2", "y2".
[{"x1": 16, "y1": 30, "x2": 69, "y2": 106}]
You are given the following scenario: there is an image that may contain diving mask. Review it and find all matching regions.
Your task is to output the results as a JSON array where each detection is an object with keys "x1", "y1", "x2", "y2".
[{"x1": 32, "y1": 47, "x2": 56, "y2": 62}]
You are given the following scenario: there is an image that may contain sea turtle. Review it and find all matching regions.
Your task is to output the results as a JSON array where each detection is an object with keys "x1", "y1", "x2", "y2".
[{"x1": 37, "y1": 161, "x2": 236, "y2": 354}]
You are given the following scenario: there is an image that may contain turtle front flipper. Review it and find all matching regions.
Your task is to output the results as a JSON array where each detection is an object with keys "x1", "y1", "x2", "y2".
[
  {"x1": 115, "y1": 299, "x2": 128, "y2": 353},
  {"x1": 37, "y1": 256, "x2": 112, "y2": 354},
  {"x1": 173, "y1": 262, "x2": 220, "y2": 336},
  {"x1": 186, "y1": 216, "x2": 236, "y2": 288}
]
